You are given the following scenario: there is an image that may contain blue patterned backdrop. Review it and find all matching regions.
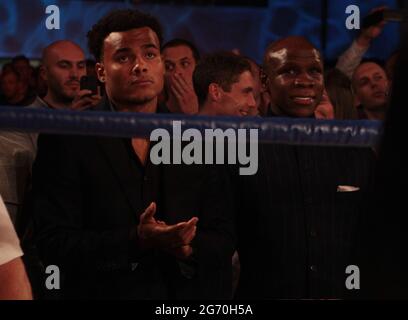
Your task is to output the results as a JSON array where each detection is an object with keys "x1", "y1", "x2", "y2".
[{"x1": 0, "y1": 0, "x2": 400, "y2": 64}]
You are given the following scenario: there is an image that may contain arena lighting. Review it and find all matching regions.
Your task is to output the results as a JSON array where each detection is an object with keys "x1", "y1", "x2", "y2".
[{"x1": 131, "y1": 0, "x2": 268, "y2": 7}]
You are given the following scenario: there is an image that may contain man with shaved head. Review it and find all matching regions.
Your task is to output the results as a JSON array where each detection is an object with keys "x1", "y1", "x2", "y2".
[
  {"x1": 263, "y1": 36, "x2": 324, "y2": 118},
  {"x1": 234, "y1": 36, "x2": 376, "y2": 299},
  {"x1": 35, "y1": 40, "x2": 100, "y2": 110},
  {"x1": 1, "y1": 40, "x2": 94, "y2": 233},
  {"x1": 1, "y1": 41, "x2": 102, "y2": 299},
  {"x1": 0, "y1": 40, "x2": 100, "y2": 228}
]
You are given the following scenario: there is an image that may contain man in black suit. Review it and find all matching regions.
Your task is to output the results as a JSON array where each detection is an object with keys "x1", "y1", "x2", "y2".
[
  {"x1": 234, "y1": 36, "x2": 376, "y2": 299},
  {"x1": 31, "y1": 9, "x2": 234, "y2": 299}
]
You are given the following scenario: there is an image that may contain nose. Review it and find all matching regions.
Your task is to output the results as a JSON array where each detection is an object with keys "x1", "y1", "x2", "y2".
[
  {"x1": 173, "y1": 64, "x2": 183, "y2": 76},
  {"x1": 69, "y1": 67, "x2": 79, "y2": 79},
  {"x1": 369, "y1": 80, "x2": 379, "y2": 90},
  {"x1": 294, "y1": 72, "x2": 315, "y2": 87},
  {"x1": 248, "y1": 93, "x2": 257, "y2": 109},
  {"x1": 132, "y1": 56, "x2": 148, "y2": 74}
]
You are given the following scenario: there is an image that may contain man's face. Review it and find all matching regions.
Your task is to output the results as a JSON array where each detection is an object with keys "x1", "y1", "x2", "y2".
[
  {"x1": 97, "y1": 27, "x2": 164, "y2": 110},
  {"x1": 218, "y1": 70, "x2": 257, "y2": 116},
  {"x1": 266, "y1": 47, "x2": 324, "y2": 117},
  {"x1": 163, "y1": 45, "x2": 196, "y2": 88},
  {"x1": 43, "y1": 44, "x2": 86, "y2": 102},
  {"x1": 13, "y1": 60, "x2": 31, "y2": 82},
  {"x1": 352, "y1": 62, "x2": 389, "y2": 111},
  {"x1": 0, "y1": 73, "x2": 19, "y2": 99}
]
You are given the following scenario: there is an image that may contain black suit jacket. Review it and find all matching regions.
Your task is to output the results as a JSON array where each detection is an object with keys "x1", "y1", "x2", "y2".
[
  {"x1": 234, "y1": 143, "x2": 376, "y2": 299},
  {"x1": 31, "y1": 109, "x2": 234, "y2": 299}
]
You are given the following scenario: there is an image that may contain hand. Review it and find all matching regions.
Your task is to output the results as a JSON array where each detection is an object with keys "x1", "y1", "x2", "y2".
[
  {"x1": 167, "y1": 73, "x2": 199, "y2": 114},
  {"x1": 231, "y1": 48, "x2": 241, "y2": 55},
  {"x1": 314, "y1": 89, "x2": 334, "y2": 120},
  {"x1": 72, "y1": 89, "x2": 102, "y2": 110},
  {"x1": 165, "y1": 245, "x2": 194, "y2": 260},
  {"x1": 137, "y1": 202, "x2": 198, "y2": 250},
  {"x1": 156, "y1": 218, "x2": 195, "y2": 260},
  {"x1": 357, "y1": 6, "x2": 388, "y2": 47}
]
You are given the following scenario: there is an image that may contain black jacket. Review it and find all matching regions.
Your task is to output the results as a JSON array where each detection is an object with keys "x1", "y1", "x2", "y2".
[
  {"x1": 31, "y1": 102, "x2": 235, "y2": 299},
  {"x1": 234, "y1": 143, "x2": 376, "y2": 299}
]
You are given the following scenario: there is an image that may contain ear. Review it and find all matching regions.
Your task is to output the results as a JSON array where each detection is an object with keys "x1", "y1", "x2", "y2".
[
  {"x1": 208, "y1": 83, "x2": 222, "y2": 102},
  {"x1": 96, "y1": 62, "x2": 106, "y2": 83}
]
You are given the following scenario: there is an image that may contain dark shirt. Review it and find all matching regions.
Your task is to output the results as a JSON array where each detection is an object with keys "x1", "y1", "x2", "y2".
[
  {"x1": 157, "y1": 102, "x2": 171, "y2": 114},
  {"x1": 0, "y1": 89, "x2": 36, "y2": 107},
  {"x1": 356, "y1": 105, "x2": 368, "y2": 120}
]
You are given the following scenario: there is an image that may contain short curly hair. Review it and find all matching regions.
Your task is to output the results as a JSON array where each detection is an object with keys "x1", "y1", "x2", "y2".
[{"x1": 87, "y1": 9, "x2": 163, "y2": 61}]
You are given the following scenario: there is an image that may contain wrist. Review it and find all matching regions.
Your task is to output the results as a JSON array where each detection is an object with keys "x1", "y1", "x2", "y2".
[{"x1": 356, "y1": 34, "x2": 372, "y2": 48}]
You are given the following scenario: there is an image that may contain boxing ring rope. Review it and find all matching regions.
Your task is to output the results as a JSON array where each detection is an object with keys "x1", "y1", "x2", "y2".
[{"x1": 0, "y1": 107, "x2": 382, "y2": 147}]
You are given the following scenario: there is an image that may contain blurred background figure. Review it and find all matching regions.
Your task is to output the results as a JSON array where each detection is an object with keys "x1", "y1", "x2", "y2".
[
  {"x1": 0, "y1": 194, "x2": 32, "y2": 300},
  {"x1": 314, "y1": 89, "x2": 334, "y2": 120},
  {"x1": 12, "y1": 55, "x2": 33, "y2": 86},
  {"x1": 0, "y1": 67, "x2": 34, "y2": 106},
  {"x1": 31, "y1": 66, "x2": 47, "y2": 98},
  {"x1": 325, "y1": 68, "x2": 358, "y2": 120},
  {"x1": 244, "y1": 57, "x2": 270, "y2": 116},
  {"x1": 162, "y1": 38, "x2": 200, "y2": 114},
  {"x1": 11, "y1": 55, "x2": 36, "y2": 105},
  {"x1": 1, "y1": 63, "x2": 15, "y2": 74},
  {"x1": 336, "y1": 6, "x2": 388, "y2": 79},
  {"x1": 0, "y1": 68, "x2": 22, "y2": 106},
  {"x1": 352, "y1": 60, "x2": 389, "y2": 120}
]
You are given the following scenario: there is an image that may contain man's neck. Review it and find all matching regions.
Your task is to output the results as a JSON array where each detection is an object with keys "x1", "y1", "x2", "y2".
[
  {"x1": 268, "y1": 103, "x2": 284, "y2": 117},
  {"x1": 43, "y1": 93, "x2": 71, "y2": 110},
  {"x1": 113, "y1": 97, "x2": 158, "y2": 114},
  {"x1": 364, "y1": 107, "x2": 386, "y2": 121},
  {"x1": 198, "y1": 102, "x2": 217, "y2": 116},
  {"x1": 110, "y1": 97, "x2": 158, "y2": 165}
]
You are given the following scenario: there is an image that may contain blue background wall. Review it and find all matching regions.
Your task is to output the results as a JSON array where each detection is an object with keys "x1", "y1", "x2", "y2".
[{"x1": 0, "y1": 0, "x2": 401, "y2": 64}]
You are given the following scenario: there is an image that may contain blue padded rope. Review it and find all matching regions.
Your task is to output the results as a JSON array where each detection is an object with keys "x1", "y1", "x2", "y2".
[{"x1": 0, "y1": 107, "x2": 382, "y2": 147}]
